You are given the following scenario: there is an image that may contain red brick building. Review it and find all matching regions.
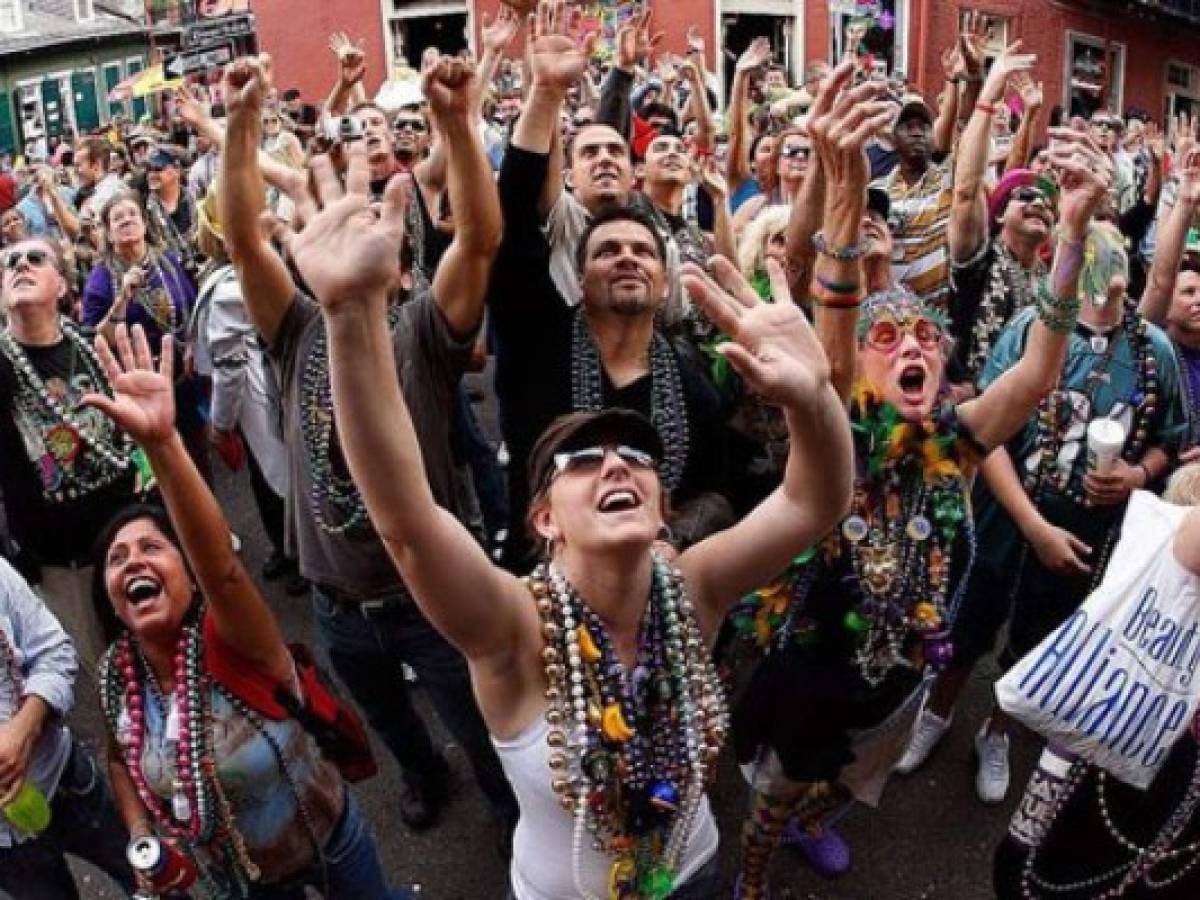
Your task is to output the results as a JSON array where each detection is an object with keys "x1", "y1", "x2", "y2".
[{"x1": 255, "y1": 0, "x2": 1200, "y2": 125}]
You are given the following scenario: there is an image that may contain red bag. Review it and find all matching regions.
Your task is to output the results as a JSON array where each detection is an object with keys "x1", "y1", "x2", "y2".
[{"x1": 204, "y1": 615, "x2": 377, "y2": 782}]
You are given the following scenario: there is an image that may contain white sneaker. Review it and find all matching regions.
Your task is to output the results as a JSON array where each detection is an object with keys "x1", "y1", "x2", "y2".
[
  {"x1": 974, "y1": 721, "x2": 1011, "y2": 804},
  {"x1": 895, "y1": 707, "x2": 952, "y2": 774}
]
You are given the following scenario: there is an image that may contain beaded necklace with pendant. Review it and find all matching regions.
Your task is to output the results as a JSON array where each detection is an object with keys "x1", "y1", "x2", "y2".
[
  {"x1": 299, "y1": 305, "x2": 402, "y2": 534},
  {"x1": 99, "y1": 620, "x2": 261, "y2": 893},
  {"x1": 1018, "y1": 715, "x2": 1200, "y2": 898},
  {"x1": 0, "y1": 319, "x2": 135, "y2": 502},
  {"x1": 528, "y1": 555, "x2": 727, "y2": 900},
  {"x1": 109, "y1": 251, "x2": 185, "y2": 339},
  {"x1": 570, "y1": 309, "x2": 690, "y2": 493}
]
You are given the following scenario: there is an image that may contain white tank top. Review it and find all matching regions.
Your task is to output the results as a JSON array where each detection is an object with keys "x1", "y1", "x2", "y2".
[{"x1": 493, "y1": 714, "x2": 720, "y2": 900}]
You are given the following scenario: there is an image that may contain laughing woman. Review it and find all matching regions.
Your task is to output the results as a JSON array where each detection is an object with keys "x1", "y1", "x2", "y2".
[
  {"x1": 727, "y1": 65, "x2": 1114, "y2": 897},
  {"x1": 280, "y1": 120, "x2": 854, "y2": 896},
  {"x1": 81, "y1": 327, "x2": 407, "y2": 900}
]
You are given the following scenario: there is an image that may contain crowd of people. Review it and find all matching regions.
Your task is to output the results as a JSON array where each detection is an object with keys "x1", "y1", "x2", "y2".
[{"x1": 2, "y1": 2, "x2": 1200, "y2": 897}]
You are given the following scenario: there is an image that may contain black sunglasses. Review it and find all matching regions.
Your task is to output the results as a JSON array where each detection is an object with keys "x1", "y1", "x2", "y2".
[
  {"x1": 1012, "y1": 186, "x2": 1056, "y2": 208},
  {"x1": 781, "y1": 145, "x2": 811, "y2": 160},
  {"x1": 394, "y1": 119, "x2": 428, "y2": 133},
  {"x1": 551, "y1": 445, "x2": 658, "y2": 481},
  {"x1": 2, "y1": 247, "x2": 51, "y2": 271}
]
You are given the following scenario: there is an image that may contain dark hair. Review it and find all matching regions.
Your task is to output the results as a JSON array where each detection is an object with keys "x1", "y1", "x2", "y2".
[
  {"x1": 90, "y1": 503, "x2": 192, "y2": 647},
  {"x1": 76, "y1": 136, "x2": 111, "y2": 169},
  {"x1": 565, "y1": 122, "x2": 629, "y2": 166},
  {"x1": 574, "y1": 202, "x2": 667, "y2": 274},
  {"x1": 282, "y1": 88, "x2": 302, "y2": 102}
]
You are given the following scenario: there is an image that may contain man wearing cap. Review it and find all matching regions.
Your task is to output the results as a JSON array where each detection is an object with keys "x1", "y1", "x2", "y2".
[
  {"x1": 870, "y1": 95, "x2": 954, "y2": 310},
  {"x1": 945, "y1": 44, "x2": 1051, "y2": 386},
  {"x1": 144, "y1": 146, "x2": 196, "y2": 272}
]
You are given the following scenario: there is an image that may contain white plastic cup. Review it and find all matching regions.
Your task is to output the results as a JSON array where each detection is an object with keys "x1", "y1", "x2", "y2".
[{"x1": 1087, "y1": 419, "x2": 1126, "y2": 474}]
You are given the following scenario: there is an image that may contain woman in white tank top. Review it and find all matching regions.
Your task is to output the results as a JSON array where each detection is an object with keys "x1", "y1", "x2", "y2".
[{"x1": 293, "y1": 31, "x2": 859, "y2": 898}]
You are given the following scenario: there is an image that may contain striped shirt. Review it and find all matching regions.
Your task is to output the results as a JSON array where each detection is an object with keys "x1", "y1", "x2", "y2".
[{"x1": 873, "y1": 159, "x2": 954, "y2": 311}]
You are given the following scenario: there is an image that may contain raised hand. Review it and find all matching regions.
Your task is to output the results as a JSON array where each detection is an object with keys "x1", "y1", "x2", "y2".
[
  {"x1": 329, "y1": 32, "x2": 367, "y2": 85},
  {"x1": 683, "y1": 257, "x2": 831, "y2": 409},
  {"x1": 1046, "y1": 126, "x2": 1114, "y2": 239},
  {"x1": 615, "y1": 6, "x2": 662, "y2": 73},
  {"x1": 422, "y1": 55, "x2": 478, "y2": 124},
  {"x1": 1177, "y1": 148, "x2": 1200, "y2": 206},
  {"x1": 696, "y1": 154, "x2": 727, "y2": 199},
  {"x1": 222, "y1": 57, "x2": 268, "y2": 116},
  {"x1": 981, "y1": 40, "x2": 1036, "y2": 103},
  {"x1": 1011, "y1": 70, "x2": 1044, "y2": 112},
  {"x1": 173, "y1": 83, "x2": 210, "y2": 131},
  {"x1": 736, "y1": 36, "x2": 770, "y2": 74},
  {"x1": 81, "y1": 326, "x2": 176, "y2": 449},
  {"x1": 958, "y1": 10, "x2": 989, "y2": 77},
  {"x1": 282, "y1": 142, "x2": 409, "y2": 313},
  {"x1": 686, "y1": 25, "x2": 705, "y2": 58},
  {"x1": 527, "y1": 0, "x2": 598, "y2": 92},
  {"x1": 1144, "y1": 121, "x2": 1166, "y2": 164},
  {"x1": 481, "y1": 3, "x2": 520, "y2": 53},
  {"x1": 806, "y1": 61, "x2": 891, "y2": 195}
]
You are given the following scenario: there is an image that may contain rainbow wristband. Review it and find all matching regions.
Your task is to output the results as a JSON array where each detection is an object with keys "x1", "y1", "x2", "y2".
[{"x1": 815, "y1": 275, "x2": 863, "y2": 296}]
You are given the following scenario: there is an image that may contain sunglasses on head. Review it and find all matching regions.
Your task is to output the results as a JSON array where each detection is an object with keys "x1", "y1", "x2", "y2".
[
  {"x1": 2, "y1": 247, "x2": 51, "y2": 271},
  {"x1": 781, "y1": 145, "x2": 811, "y2": 160},
  {"x1": 864, "y1": 317, "x2": 943, "y2": 352},
  {"x1": 551, "y1": 445, "x2": 658, "y2": 481},
  {"x1": 395, "y1": 119, "x2": 428, "y2": 133}
]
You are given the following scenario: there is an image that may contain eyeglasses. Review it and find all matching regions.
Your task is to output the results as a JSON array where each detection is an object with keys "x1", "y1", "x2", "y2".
[
  {"x1": 2, "y1": 247, "x2": 51, "y2": 271},
  {"x1": 262, "y1": 118, "x2": 281, "y2": 127},
  {"x1": 394, "y1": 119, "x2": 428, "y2": 133},
  {"x1": 781, "y1": 145, "x2": 811, "y2": 160},
  {"x1": 551, "y1": 445, "x2": 658, "y2": 480},
  {"x1": 1012, "y1": 186, "x2": 1056, "y2": 210},
  {"x1": 864, "y1": 317, "x2": 943, "y2": 352}
]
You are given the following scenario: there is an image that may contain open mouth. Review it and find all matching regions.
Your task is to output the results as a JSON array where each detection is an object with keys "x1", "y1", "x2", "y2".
[
  {"x1": 598, "y1": 488, "x2": 641, "y2": 513},
  {"x1": 11, "y1": 275, "x2": 36, "y2": 289},
  {"x1": 899, "y1": 365, "x2": 927, "y2": 401},
  {"x1": 124, "y1": 575, "x2": 163, "y2": 607}
]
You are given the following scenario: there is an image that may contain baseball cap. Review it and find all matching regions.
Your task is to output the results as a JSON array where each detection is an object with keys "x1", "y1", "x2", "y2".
[
  {"x1": 896, "y1": 99, "x2": 933, "y2": 128},
  {"x1": 527, "y1": 409, "x2": 664, "y2": 499}
]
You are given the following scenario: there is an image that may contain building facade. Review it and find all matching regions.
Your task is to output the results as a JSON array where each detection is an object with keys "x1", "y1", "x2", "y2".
[
  {"x1": 248, "y1": 1, "x2": 1200, "y2": 125},
  {"x1": 0, "y1": 0, "x2": 152, "y2": 156}
]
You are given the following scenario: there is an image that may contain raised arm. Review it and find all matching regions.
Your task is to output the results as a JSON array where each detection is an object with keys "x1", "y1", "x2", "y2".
[
  {"x1": 783, "y1": 147, "x2": 824, "y2": 302},
  {"x1": 324, "y1": 33, "x2": 368, "y2": 118},
  {"x1": 678, "y1": 256, "x2": 852, "y2": 639},
  {"x1": 806, "y1": 63, "x2": 893, "y2": 404},
  {"x1": 726, "y1": 38, "x2": 770, "y2": 197},
  {"x1": 1140, "y1": 149, "x2": 1200, "y2": 325},
  {"x1": 512, "y1": 0, "x2": 595, "y2": 216},
  {"x1": 681, "y1": 60, "x2": 715, "y2": 152},
  {"x1": 958, "y1": 128, "x2": 1113, "y2": 449},
  {"x1": 287, "y1": 147, "x2": 526, "y2": 667},
  {"x1": 425, "y1": 57, "x2": 501, "y2": 338},
  {"x1": 219, "y1": 58, "x2": 296, "y2": 345},
  {"x1": 948, "y1": 42, "x2": 1036, "y2": 263},
  {"x1": 701, "y1": 157, "x2": 736, "y2": 264},
  {"x1": 1004, "y1": 73, "x2": 1044, "y2": 172},
  {"x1": 83, "y1": 328, "x2": 292, "y2": 685}
]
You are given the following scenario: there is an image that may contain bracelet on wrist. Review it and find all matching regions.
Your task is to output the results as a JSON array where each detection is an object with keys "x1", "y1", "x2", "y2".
[
  {"x1": 815, "y1": 289, "x2": 866, "y2": 309},
  {"x1": 815, "y1": 275, "x2": 863, "y2": 296},
  {"x1": 812, "y1": 231, "x2": 868, "y2": 262},
  {"x1": 975, "y1": 101, "x2": 998, "y2": 116},
  {"x1": 1036, "y1": 281, "x2": 1081, "y2": 334}
]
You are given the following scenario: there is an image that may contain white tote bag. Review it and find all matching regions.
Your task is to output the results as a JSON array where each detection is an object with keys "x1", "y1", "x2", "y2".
[{"x1": 996, "y1": 490, "x2": 1200, "y2": 789}]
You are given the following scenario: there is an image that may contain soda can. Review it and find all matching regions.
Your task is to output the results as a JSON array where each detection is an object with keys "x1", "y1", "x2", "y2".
[{"x1": 127, "y1": 835, "x2": 199, "y2": 892}]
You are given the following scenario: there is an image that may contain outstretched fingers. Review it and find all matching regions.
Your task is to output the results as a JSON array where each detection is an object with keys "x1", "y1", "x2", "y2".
[
  {"x1": 310, "y1": 153, "x2": 344, "y2": 208},
  {"x1": 379, "y1": 172, "x2": 413, "y2": 241},
  {"x1": 681, "y1": 263, "x2": 743, "y2": 335},
  {"x1": 711, "y1": 255, "x2": 765, "y2": 309}
]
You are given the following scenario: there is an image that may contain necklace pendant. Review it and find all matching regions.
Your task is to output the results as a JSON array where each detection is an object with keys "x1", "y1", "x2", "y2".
[
  {"x1": 172, "y1": 779, "x2": 192, "y2": 823},
  {"x1": 858, "y1": 546, "x2": 898, "y2": 595},
  {"x1": 842, "y1": 515, "x2": 869, "y2": 543},
  {"x1": 45, "y1": 422, "x2": 81, "y2": 467},
  {"x1": 906, "y1": 515, "x2": 932, "y2": 542},
  {"x1": 1090, "y1": 335, "x2": 1109, "y2": 353}
]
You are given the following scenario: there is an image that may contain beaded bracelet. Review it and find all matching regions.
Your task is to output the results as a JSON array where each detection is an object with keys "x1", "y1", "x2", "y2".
[
  {"x1": 815, "y1": 274, "x2": 863, "y2": 295},
  {"x1": 812, "y1": 232, "x2": 867, "y2": 262},
  {"x1": 1036, "y1": 281, "x2": 1081, "y2": 334}
]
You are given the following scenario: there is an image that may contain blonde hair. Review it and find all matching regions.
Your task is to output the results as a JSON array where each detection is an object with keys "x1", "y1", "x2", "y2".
[
  {"x1": 1166, "y1": 462, "x2": 1200, "y2": 505},
  {"x1": 736, "y1": 204, "x2": 791, "y2": 281}
]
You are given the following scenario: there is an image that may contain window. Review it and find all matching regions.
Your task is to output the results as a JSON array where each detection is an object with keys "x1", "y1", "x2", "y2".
[
  {"x1": 0, "y1": 0, "x2": 24, "y2": 33},
  {"x1": 830, "y1": 0, "x2": 909, "y2": 78},
  {"x1": 1065, "y1": 32, "x2": 1125, "y2": 118},
  {"x1": 74, "y1": 0, "x2": 94, "y2": 21}
]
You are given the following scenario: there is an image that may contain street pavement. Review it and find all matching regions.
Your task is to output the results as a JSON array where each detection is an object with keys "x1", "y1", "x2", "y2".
[{"x1": 68, "y1": 406, "x2": 1042, "y2": 899}]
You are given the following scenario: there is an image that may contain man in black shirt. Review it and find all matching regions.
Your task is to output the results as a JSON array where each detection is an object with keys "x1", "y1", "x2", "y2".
[{"x1": 0, "y1": 238, "x2": 141, "y2": 680}]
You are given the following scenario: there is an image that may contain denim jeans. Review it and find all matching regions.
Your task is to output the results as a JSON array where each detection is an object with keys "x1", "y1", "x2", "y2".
[
  {"x1": 0, "y1": 740, "x2": 135, "y2": 900},
  {"x1": 312, "y1": 587, "x2": 518, "y2": 824},
  {"x1": 248, "y1": 792, "x2": 411, "y2": 899}
]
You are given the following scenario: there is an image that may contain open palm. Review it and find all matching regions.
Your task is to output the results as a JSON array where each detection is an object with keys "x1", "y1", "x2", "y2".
[
  {"x1": 683, "y1": 258, "x2": 831, "y2": 408},
  {"x1": 81, "y1": 326, "x2": 176, "y2": 447}
]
